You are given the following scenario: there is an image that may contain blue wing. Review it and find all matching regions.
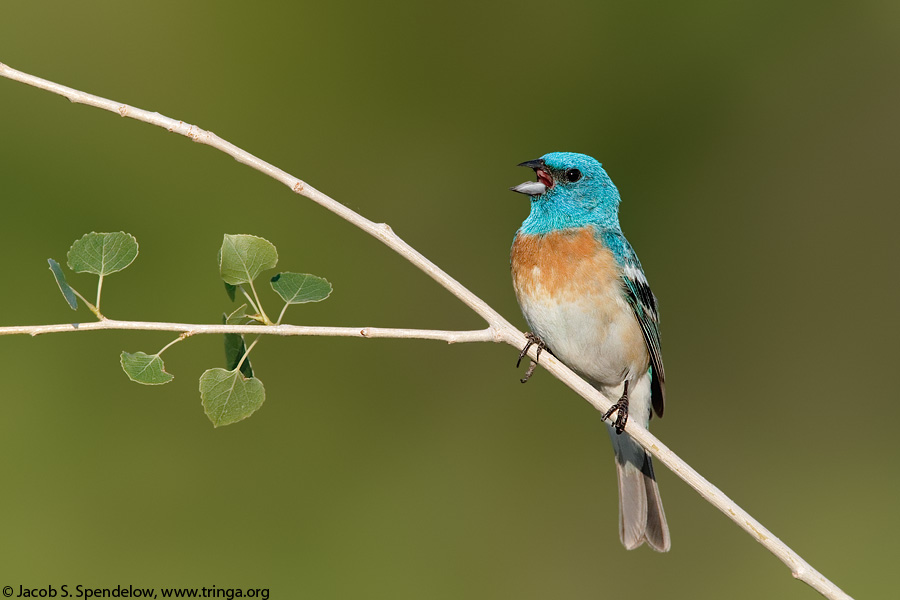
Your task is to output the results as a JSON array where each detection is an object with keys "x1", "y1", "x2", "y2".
[{"x1": 600, "y1": 229, "x2": 666, "y2": 417}]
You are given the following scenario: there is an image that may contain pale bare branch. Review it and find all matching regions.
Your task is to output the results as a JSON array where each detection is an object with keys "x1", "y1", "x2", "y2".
[{"x1": 0, "y1": 320, "x2": 498, "y2": 344}]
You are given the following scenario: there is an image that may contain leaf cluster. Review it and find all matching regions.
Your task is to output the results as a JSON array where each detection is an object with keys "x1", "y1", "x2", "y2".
[{"x1": 50, "y1": 232, "x2": 331, "y2": 426}]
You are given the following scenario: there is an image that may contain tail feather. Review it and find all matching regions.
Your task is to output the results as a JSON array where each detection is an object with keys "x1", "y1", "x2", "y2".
[
  {"x1": 641, "y1": 455, "x2": 670, "y2": 551},
  {"x1": 610, "y1": 427, "x2": 670, "y2": 552}
]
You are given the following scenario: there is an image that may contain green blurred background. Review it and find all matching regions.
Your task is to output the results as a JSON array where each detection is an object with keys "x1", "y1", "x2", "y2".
[{"x1": 2, "y1": 1, "x2": 897, "y2": 598}]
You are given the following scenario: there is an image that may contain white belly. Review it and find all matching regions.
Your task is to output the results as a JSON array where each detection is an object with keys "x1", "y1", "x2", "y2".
[{"x1": 518, "y1": 289, "x2": 649, "y2": 387}]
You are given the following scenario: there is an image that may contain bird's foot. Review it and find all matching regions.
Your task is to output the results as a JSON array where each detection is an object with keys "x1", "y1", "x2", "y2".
[
  {"x1": 602, "y1": 381, "x2": 630, "y2": 434},
  {"x1": 517, "y1": 332, "x2": 548, "y2": 383}
]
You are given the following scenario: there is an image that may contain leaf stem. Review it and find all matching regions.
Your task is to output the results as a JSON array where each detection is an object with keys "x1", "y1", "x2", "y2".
[
  {"x1": 235, "y1": 335, "x2": 261, "y2": 373},
  {"x1": 275, "y1": 302, "x2": 290, "y2": 326},
  {"x1": 157, "y1": 332, "x2": 192, "y2": 357},
  {"x1": 96, "y1": 274, "x2": 104, "y2": 312},
  {"x1": 238, "y1": 285, "x2": 261, "y2": 317},
  {"x1": 248, "y1": 280, "x2": 272, "y2": 325},
  {"x1": 69, "y1": 286, "x2": 105, "y2": 320}
]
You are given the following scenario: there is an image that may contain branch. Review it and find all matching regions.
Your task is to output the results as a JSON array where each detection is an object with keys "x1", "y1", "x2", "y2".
[
  {"x1": 0, "y1": 62, "x2": 852, "y2": 600},
  {"x1": 0, "y1": 319, "x2": 498, "y2": 343}
]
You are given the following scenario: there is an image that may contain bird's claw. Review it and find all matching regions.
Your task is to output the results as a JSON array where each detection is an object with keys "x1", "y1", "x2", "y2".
[
  {"x1": 602, "y1": 382, "x2": 630, "y2": 434},
  {"x1": 518, "y1": 332, "x2": 548, "y2": 383}
]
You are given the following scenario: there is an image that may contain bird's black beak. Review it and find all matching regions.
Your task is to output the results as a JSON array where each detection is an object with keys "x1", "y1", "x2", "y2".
[
  {"x1": 511, "y1": 158, "x2": 551, "y2": 196},
  {"x1": 516, "y1": 159, "x2": 546, "y2": 170}
]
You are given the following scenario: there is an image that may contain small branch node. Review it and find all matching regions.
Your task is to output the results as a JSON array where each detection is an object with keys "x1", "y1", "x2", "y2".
[{"x1": 186, "y1": 125, "x2": 202, "y2": 142}]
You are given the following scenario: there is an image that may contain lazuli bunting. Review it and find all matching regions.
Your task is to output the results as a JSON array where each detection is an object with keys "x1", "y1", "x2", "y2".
[{"x1": 510, "y1": 152, "x2": 670, "y2": 552}]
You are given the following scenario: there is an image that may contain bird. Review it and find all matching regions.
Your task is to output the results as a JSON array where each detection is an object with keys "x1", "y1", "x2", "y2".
[{"x1": 509, "y1": 152, "x2": 670, "y2": 552}]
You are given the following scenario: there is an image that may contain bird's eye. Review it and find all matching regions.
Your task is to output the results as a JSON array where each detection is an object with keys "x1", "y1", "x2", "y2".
[{"x1": 565, "y1": 168, "x2": 582, "y2": 183}]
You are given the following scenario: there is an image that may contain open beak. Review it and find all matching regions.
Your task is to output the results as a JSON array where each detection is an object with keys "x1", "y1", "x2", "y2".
[{"x1": 510, "y1": 158, "x2": 552, "y2": 196}]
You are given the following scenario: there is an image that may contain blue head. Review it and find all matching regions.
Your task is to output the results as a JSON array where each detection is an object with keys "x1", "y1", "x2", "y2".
[{"x1": 511, "y1": 152, "x2": 622, "y2": 235}]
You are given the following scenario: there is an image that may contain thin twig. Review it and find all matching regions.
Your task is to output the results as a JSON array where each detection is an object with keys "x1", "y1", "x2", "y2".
[
  {"x1": 0, "y1": 320, "x2": 499, "y2": 343},
  {"x1": 0, "y1": 61, "x2": 853, "y2": 600}
]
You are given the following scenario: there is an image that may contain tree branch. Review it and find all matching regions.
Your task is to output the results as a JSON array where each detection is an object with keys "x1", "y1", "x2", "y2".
[
  {"x1": 0, "y1": 61, "x2": 852, "y2": 600},
  {"x1": 0, "y1": 319, "x2": 498, "y2": 343}
]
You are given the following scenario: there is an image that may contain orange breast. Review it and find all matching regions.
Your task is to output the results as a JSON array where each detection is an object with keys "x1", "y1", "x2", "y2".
[{"x1": 511, "y1": 226, "x2": 621, "y2": 302}]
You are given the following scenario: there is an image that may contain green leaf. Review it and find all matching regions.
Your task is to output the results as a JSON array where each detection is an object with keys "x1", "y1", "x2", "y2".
[
  {"x1": 222, "y1": 306, "x2": 253, "y2": 378},
  {"x1": 48, "y1": 258, "x2": 78, "y2": 310},
  {"x1": 199, "y1": 368, "x2": 265, "y2": 427},
  {"x1": 218, "y1": 234, "x2": 278, "y2": 285},
  {"x1": 224, "y1": 282, "x2": 237, "y2": 301},
  {"x1": 67, "y1": 232, "x2": 139, "y2": 276},
  {"x1": 120, "y1": 351, "x2": 174, "y2": 385},
  {"x1": 270, "y1": 272, "x2": 332, "y2": 304}
]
